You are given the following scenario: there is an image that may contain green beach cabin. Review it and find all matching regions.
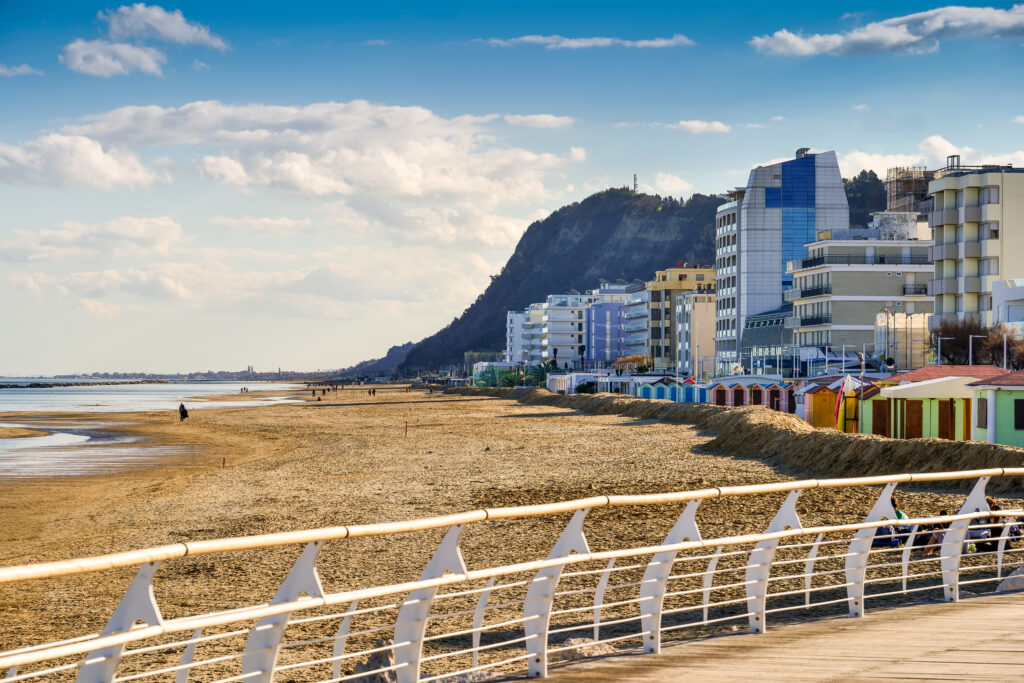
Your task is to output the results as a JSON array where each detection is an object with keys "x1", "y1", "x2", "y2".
[{"x1": 970, "y1": 371, "x2": 1024, "y2": 447}]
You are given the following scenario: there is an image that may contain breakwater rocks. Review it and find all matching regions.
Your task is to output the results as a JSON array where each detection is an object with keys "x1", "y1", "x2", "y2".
[
  {"x1": 445, "y1": 387, "x2": 1024, "y2": 493},
  {"x1": 0, "y1": 380, "x2": 169, "y2": 389}
]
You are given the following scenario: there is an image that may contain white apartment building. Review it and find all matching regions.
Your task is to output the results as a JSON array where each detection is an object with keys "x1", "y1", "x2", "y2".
[
  {"x1": 786, "y1": 236, "x2": 933, "y2": 370},
  {"x1": 505, "y1": 310, "x2": 527, "y2": 364},
  {"x1": 715, "y1": 148, "x2": 850, "y2": 374},
  {"x1": 928, "y1": 157, "x2": 1024, "y2": 330}
]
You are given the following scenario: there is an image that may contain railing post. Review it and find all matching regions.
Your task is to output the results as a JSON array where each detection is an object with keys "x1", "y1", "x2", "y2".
[
  {"x1": 592, "y1": 559, "x2": 615, "y2": 642},
  {"x1": 241, "y1": 542, "x2": 325, "y2": 683},
  {"x1": 524, "y1": 509, "x2": 590, "y2": 678},
  {"x1": 804, "y1": 533, "x2": 823, "y2": 606},
  {"x1": 941, "y1": 477, "x2": 991, "y2": 602},
  {"x1": 472, "y1": 579, "x2": 495, "y2": 668},
  {"x1": 175, "y1": 629, "x2": 202, "y2": 683},
  {"x1": 332, "y1": 601, "x2": 358, "y2": 680},
  {"x1": 745, "y1": 490, "x2": 802, "y2": 633},
  {"x1": 845, "y1": 482, "x2": 898, "y2": 618},
  {"x1": 394, "y1": 525, "x2": 468, "y2": 683},
  {"x1": 638, "y1": 500, "x2": 701, "y2": 653},
  {"x1": 77, "y1": 562, "x2": 163, "y2": 683}
]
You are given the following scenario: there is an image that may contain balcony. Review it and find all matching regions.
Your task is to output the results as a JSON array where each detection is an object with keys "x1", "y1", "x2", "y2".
[
  {"x1": 929, "y1": 278, "x2": 958, "y2": 296},
  {"x1": 961, "y1": 241, "x2": 981, "y2": 259},
  {"x1": 930, "y1": 243, "x2": 958, "y2": 261},
  {"x1": 963, "y1": 277, "x2": 982, "y2": 294},
  {"x1": 796, "y1": 254, "x2": 931, "y2": 269},
  {"x1": 784, "y1": 284, "x2": 832, "y2": 301},
  {"x1": 623, "y1": 308, "x2": 648, "y2": 320},
  {"x1": 623, "y1": 320, "x2": 647, "y2": 332},
  {"x1": 963, "y1": 206, "x2": 982, "y2": 223},
  {"x1": 903, "y1": 284, "x2": 929, "y2": 296},
  {"x1": 929, "y1": 208, "x2": 959, "y2": 227},
  {"x1": 800, "y1": 314, "x2": 832, "y2": 327}
]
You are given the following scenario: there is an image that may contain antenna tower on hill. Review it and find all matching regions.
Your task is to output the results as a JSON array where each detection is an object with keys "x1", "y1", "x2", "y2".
[{"x1": 633, "y1": 173, "x2": 638, "y2": 193}]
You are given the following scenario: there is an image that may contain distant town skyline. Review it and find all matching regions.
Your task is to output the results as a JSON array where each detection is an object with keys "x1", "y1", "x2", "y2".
[{"x1": 2, "y1": 2, "x2": 1023, "y2": 374}]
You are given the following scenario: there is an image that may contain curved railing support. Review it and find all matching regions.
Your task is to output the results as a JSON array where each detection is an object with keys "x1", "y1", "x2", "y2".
[
  {"x1": 942, "y1": 477, "x2": 991, "y2": 602},
  {"x1": 639, "y1": 500, "x2": 701, "y2": 653},
  {"x1": 846, "y1": 482, "x2": 898, "y2": 618},
  {"x1": 76, "y1": 561, "x2": 163, "y2": 683},
  {"x1": 524, "y1": 509, "x2": 590, "y2": 678},
  {"x1": 746, "y1": 490, "x2": 802, "y2": 633}
]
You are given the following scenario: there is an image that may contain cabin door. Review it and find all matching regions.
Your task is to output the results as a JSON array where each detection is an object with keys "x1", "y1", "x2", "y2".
[
  {"x1": 872, "y1": 399, "x2": 890, "y2": 437},
  {"x1": 938, "y1": 399, "x2": 956, "y2": 440},
  {"x1": 905, "y1": 400, "x2": 923, "y2": 439}
]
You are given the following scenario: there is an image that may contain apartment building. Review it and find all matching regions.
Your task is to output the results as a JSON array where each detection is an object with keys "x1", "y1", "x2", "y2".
[
  {"x1": 647, "y1": 264, "x2": 715, "y2": 370},
  {"x1": 505, "y1": 310, "x2": 527, "y2": 364},
  {"x1": 740, "y1": 304, "x2": 794, "y2": 376},
  {"x1": 585, "y1": 281, "x2": 636, "y2": 365},
  {"x1": 675, "y1": 289, "x2": 716, "y2": 376},
  {"x1": 623, "y1": 289, "x2": 651, "y2": 358},
  {"x1": 928, "y1": 156, "x2": 1024, "y2": 331},
  {"x1": 786, "y1": 237, "x2": 933, "y2": 369},
  {"x1": 715, "y1": 148, "x2": 850, "y2": 374}
]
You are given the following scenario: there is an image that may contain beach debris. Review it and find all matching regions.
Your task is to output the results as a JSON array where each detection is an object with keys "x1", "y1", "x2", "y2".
[
  {"x1": 553, "y1": 637, "x2": 617, "y2": 661},
  {"x1": 350, "y1": 639, "x2": 396, "y2": 682}
]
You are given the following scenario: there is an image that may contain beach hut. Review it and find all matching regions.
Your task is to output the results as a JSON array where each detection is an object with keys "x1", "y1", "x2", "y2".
[
  {"x1": 969, "y1": 371, "x2": 1024, "y2": 446},
  {"x1": 634, "y1": 376, "x2": 708, "y2": 402},
  {"x1": 879, "y1": 377, "x2": 983, "y2": 440},
  {"x1": 706, "y1": 376, "x2": 793, "y2": 412},
  {"x1": 795, "y1": 376, "x2": 872, "y2": 431}
]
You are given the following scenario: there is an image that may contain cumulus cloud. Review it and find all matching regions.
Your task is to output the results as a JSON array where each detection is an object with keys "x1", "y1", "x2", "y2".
[
  {"x1": 838, "y1": 135, "x2": 1024, "y2": 176},
  {"x1": 482, "y1": 33, "x2": 694, "y2": 49},
  {"x1": 651, "y1": 172, "x2": 694, "y2": 197},
  {"x1": 0, "y1": 217, "x2": 183, "y2": 261},
  {"x1": 1014, "y1": 115, "x2": 1024, "y2": 124},
  {"x1": 60, "y1": 39, "x2": 166, "y2": 76},
  {"x1": 668, "y1": 120, "x2": 732, "y2": 134},
  {"x1": 751, "y1": 4, "x2": 1024, "y2": 56},
  {"x1": 101, "y1": 3, "x2": 228, "y2": 50},
  {"x1": 64, "y1": 99, "x2": 582, "y2": 206},
  {"x1": 211, "y1": 216, "x2": 313, "y2": 234},
  {"x1": 0, "y1": 63, "x2": 43, "y2": 77},
  {"x1": 851, "y1": 104, "x2": 871, "y2": 111},
  {"x1": 744, "y1": 123, "x2": 765, "y2": 128},
  {"x1": 771, "y1": 115, "x2": 786, "y2": 121},
  {"x1": 0, "y1": 133, "x2": 156, "y2": 189},
  {"x1": 192, "y1": 60, "x2": 210, "y2": 71},
  {"x1": 504, "y1": 114, "x2": 574, "y2": 128}
]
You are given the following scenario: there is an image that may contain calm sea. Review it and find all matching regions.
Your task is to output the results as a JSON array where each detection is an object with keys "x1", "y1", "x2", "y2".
[
  {"x1": 0, "y1": 381, "x2": 304, "y2": 478},
  {"x1": 0, "y1": 381, "x2": 303, "y2": 413}
]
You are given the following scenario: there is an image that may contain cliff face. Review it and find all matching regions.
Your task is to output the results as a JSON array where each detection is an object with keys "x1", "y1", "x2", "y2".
[
  {"x1": 400, "y1": 188, "x2": 719, "y2": 371},
  {"x1": 338, "y1": 341, "x2": 415, "y2": 378}
]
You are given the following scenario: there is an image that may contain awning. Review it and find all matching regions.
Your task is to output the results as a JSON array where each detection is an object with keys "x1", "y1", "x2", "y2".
[{"x1": 880, "y1": 376, "x2": 979, "y2": 400}]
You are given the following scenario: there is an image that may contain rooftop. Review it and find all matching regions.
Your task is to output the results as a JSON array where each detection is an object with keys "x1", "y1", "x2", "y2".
[
  {"x1": 884, "y1": 365, "x2": 1009, "y2": 384},
  {"x1": 968, "y1": 370, "x2": 1024, "y2": 387}
]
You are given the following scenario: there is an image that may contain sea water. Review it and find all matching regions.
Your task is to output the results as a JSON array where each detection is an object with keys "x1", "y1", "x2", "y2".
[{"x1": 0, "y1": 381, "x2": 303, "y2": 477}]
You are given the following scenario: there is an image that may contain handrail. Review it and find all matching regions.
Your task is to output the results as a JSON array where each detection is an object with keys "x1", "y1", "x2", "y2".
[
  {"x1": 1, "y1": 509, "x2": 1015, "y2": 672},
  {"x1": 3, "y1": 468, "x2": 1020, "y2": 585}
]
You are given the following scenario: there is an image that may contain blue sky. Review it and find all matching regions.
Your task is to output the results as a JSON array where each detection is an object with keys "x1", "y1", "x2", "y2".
[{"x1": 1, "y1": 2, "x2": 1023, "y2": 374}]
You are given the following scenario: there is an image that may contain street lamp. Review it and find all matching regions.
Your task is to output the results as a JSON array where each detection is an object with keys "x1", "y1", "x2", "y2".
[
  {"x1": 968, "y1": 334, "x2": 987, "y2": 366},
  {"x1": 936, "y1": 336, "x2": 953, "y2": 365}
]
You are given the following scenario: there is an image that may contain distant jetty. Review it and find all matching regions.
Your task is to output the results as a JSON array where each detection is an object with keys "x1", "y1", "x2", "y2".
[{"x1": 0, "y1": 380, "x2": 170, "y2": 389}]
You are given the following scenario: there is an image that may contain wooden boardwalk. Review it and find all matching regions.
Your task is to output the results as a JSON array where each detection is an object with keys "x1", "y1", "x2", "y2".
[{"x1": 542, "y1": 592, "x2": 1024, "y2": 681}]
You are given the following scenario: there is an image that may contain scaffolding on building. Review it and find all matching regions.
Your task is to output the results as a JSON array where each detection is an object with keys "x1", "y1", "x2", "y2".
[{"x1": 885, "y1": 166, "x2": 934, "y2": 213}]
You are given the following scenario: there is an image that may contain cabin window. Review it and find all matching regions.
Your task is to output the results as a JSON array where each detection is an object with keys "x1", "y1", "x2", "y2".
[{"x1": 1015, "y1": 400, "x2": 1024, "y2": 430}]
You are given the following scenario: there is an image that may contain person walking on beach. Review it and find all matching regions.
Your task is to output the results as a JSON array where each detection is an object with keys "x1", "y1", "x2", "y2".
[{"x1": 178, "y1": 403, "x2": 189, "y2": 422}]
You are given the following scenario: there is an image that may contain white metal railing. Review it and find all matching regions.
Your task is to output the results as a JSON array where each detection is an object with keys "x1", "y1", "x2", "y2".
[{"x1": 2, "y1": 469, "x2": 1024, "y2": 682}]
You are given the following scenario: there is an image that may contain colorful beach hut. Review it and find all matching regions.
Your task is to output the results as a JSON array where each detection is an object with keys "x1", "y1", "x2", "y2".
[
  {"x1": 635, "y1": 376, "x2": 709, "y2": 403},
  {"x1": 706, "y1": 376, "x2": 793, "y2": 413},
  {"x1": 969, "y1": 371, "x2": 1024, "y2": 446}
]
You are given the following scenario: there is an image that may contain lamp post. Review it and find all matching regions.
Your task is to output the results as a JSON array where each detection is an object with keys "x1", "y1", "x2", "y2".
[
  {"x1": 968, "y1": 334, "x2": 987, "y2": 366},
  {"x1": 936, "y1": 336, "x2": 953, "y2": 365}
]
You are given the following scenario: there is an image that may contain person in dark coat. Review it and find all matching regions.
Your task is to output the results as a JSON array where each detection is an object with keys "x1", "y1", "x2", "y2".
[{"x1": 178, "y1": 403, "x2": 189, "y2": 422}]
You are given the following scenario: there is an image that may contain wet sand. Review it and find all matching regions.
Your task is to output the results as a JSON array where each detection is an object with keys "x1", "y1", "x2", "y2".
[
  {"x1": 0, "y1": 386, "x2": 1012, "y2": 676},
  {"x1": 0, "y1": 426, "x2": 47, "y2": 438}
]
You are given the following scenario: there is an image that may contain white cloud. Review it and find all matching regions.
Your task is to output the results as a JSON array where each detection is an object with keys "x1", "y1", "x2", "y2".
[
  {"x1": 60, "y1": 39, "x2": 166, "y2": 77},
  {"x1": 771, "y1": 115, "x2": 786, "y2": 121},
  {"x1": 751, "y1": 4, "x2": 1024, "y2": 56},
  {"x1": 483, "y1": 34, "x2": 694, "y2": 49},
  {"x1": 744, "y1": 123, "x2": 765, "y2": 128},
  {"x1": 0, "y1": 133, "x2": 156, "y2": 189},
  {"x1": 192, "y1": 60, "x2": 210, "y2": 71},
  {"x1": 1014, "y1": 115, "x2": 1024, "y2": 124},
  {"x1": 651, "y1": 172, "x2": 694, "y2": 197},
  {"x1": 64, "y1": 100, "x2": 582, "y2": 206},
  {"x1": 0, "y1": 63, "x2": 43, "y2": 77},
  {"x1": 0, "y1": 217, "x2": 183, "y2": 262},
  {"x1": 364, "y1": 39, "x2": 390, "y2": 46},
  {"x1": 851, "y1": 104, "x2": 871, "y2": 111},
  {"x1": 212, "y1": 216, "x2": 313, "y2": 234},
  {"x1": 504, "y1": 114, "x2": 574, "y2": 128},
  {"x1": 838, "y1": 134, "x2": 1024, "y2": 176},
  {"x1": 669, "y1": 120, "x2": 732, "y2": 134},
  {"x1": 101, "y1": 3, "x2": 228, "y2": 50}
]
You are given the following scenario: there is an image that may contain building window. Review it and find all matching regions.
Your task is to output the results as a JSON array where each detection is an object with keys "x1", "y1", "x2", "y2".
[
  {"x1": 1016, "y1": 400, "x2": 1024, "y2": 430},
  {"x1": 981, "y1": 186, "x2": 1000, "y2": 205},
  {"x1": 978, "y1": 399, "x2": 988, "y2": 428},
  {"x1": 765, "y1": 187, "x2": 782, "y2": 208}
]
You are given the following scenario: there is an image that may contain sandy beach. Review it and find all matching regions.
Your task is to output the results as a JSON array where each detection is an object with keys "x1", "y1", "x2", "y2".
[{"x1": 1, "y1": 386, "x2": 1016, "y2": 678}]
